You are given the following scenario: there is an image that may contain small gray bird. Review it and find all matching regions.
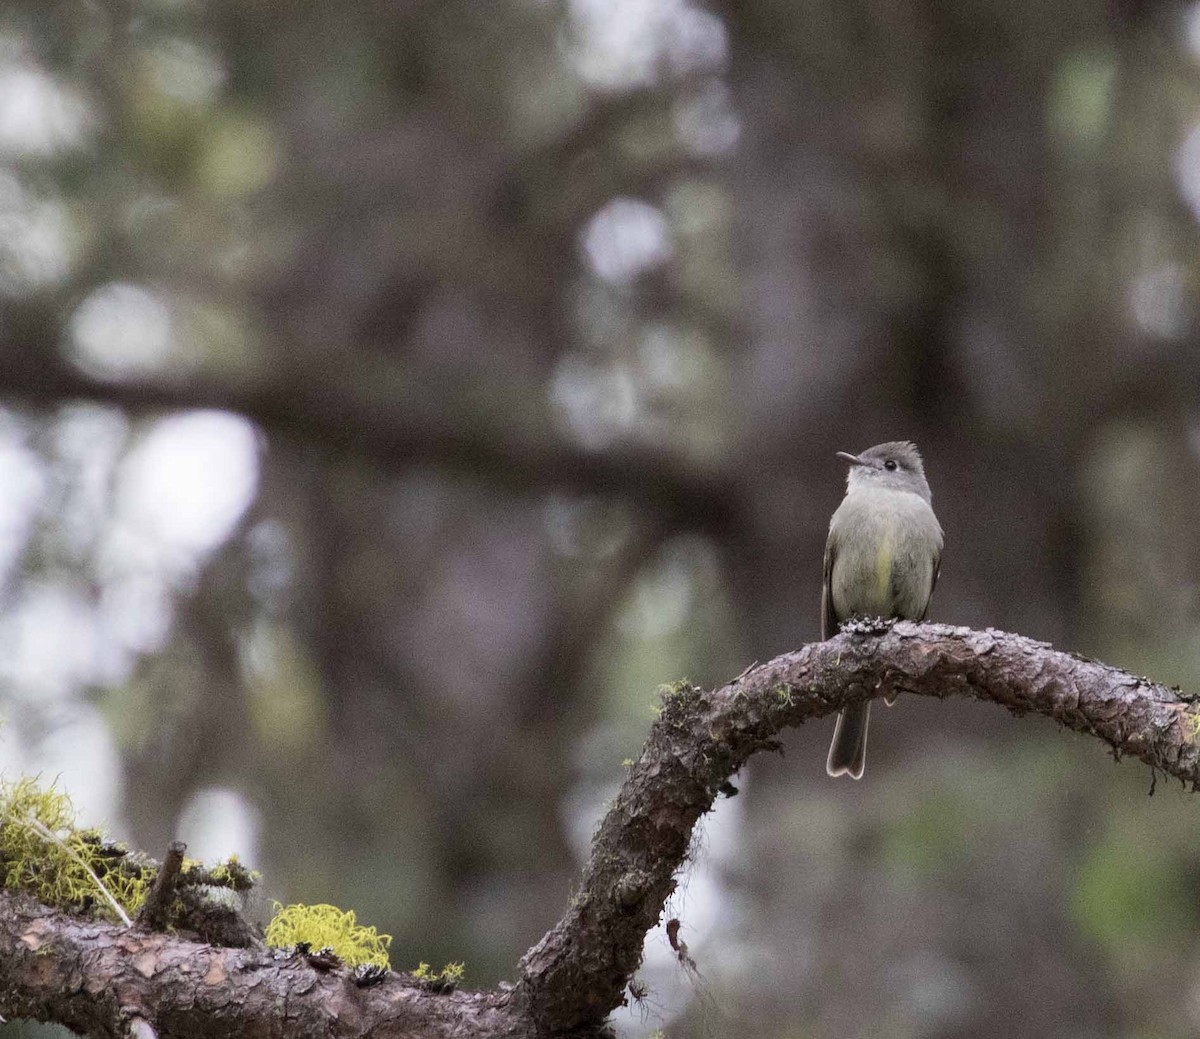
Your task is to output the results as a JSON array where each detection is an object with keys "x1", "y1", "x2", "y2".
[{"x1": 824, "y1": 441, "x2": 943, "y2": 779}]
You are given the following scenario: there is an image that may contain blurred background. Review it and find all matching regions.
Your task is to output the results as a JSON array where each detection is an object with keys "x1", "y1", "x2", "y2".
[{"x1": 0, "y1": 0, "x2": 1199, "y2": 1037}]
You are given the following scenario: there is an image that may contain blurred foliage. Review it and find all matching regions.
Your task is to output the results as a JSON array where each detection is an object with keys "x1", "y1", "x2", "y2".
[{"x1": 0, "y1": 0, "x2": 1198, "y2": 1037}]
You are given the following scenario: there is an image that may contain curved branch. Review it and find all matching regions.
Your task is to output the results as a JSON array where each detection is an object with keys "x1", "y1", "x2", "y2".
[
  {"x1": 0, "y1": 624, "x2": 1195, "y2": 1037},
  {"x1": 513, "y1": 622, "x2": 1200, "y2": 1032}
]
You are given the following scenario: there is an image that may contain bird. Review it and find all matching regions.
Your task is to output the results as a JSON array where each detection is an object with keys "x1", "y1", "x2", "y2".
[{"x1": 823, "y1": 441, "x2": 943, "y2": 779}]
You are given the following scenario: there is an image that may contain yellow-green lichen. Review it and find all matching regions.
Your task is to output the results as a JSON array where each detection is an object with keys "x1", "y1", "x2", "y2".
[
  {"x1": 0, "y1": 777, "x2": 151, "y2": 922},
  {"x1": 265, "y1": 902, "x2": 392, "y2": 968},
  {"x1": 412, "y1": 960, "x2": 465, "y2": 990},
  {"x1": 204, "y1": 855, "x2": 259, "y2": 890}
]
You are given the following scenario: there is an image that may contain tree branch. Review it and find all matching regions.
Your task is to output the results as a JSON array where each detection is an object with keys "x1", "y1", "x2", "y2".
[
  {"x1": 135, "y1": 840, "x2": 186, "y2": 932},
  {"x1": 0, "y1": 349, "x2": 739, "y2": 536},
  {"x1": 0, "y1": 893, "x2": 518, "y2": 1039},
  {"x1": 0, "y1": 623, "x2": 1195, "y2": 1037},
  {"x1": 513, "y1": 622, "x2": 1200, "y2": 1032}
]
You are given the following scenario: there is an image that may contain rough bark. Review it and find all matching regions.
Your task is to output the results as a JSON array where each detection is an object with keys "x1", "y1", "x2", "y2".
[
  {"x1": 0, "y1": 893, "x2": 520, "y2": 1039},
  {"x1": 510, "y1": 621, "x2": 1200, "y2": 1031},
  {"x1": 1, "y1": 623, "x2": 1196, "y2": 1037}
]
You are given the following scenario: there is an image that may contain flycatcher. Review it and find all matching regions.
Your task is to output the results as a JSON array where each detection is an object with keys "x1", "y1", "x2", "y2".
[{"x1": 824, "y1": 441, "x2": 943, "y2": 779}]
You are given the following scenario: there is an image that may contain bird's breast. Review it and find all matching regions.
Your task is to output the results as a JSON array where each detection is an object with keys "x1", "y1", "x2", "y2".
[{"x1": 829, "y1": 489, "x2": 940, "y2": 623}]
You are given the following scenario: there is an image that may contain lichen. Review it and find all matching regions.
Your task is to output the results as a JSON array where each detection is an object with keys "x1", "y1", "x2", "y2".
[
  {"x1": 193, "y1": 854, "x2": 260, "y2": 891},
  {"x1": 0, "y1": 777, "x2": 151, "y2": 921},
  {"x1": 264, "y1": 902, "x2": 392, "y2": 968},
  {"x1": 412, "y1": 960, "x2": 465, "y2": 992}
]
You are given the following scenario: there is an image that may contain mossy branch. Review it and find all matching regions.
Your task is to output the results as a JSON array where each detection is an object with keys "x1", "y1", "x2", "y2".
[
  {"x1": 0, "y1": 624, "x2": 1195, "y2": 1038},
  {"x1": 16, "y1": 814, "x2": 134, "y2": 926}
]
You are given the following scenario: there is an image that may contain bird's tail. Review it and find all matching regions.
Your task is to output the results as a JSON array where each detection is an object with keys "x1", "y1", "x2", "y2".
[{"x1": 826, "y1": 702, "x2": 870, "y2": 779}]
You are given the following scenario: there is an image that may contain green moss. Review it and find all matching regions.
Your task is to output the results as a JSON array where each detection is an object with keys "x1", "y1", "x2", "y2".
[
  {"x1": 0, "y1": 777, "x2": 152, "y2": 921},
  {"x1": 656, "y1": 680, "x2": 704, "y2": 737},
  {"x1": 264, "y1": 902, "x2": 392, "y2": 968},
  {"x1": 656, "y1": 678, "x2": 694, "y2": 698},
  {"x1": 656, "y1": 679, "x2": 704, "y2": 720}
]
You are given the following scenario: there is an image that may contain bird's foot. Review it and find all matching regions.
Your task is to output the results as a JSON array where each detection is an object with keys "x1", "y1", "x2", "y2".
[{"x1": 841, "y1": 615, "x2": 895, "y2": 637}]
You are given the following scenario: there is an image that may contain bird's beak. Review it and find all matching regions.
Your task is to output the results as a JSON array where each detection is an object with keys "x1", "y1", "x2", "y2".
[{"x1": 836, "y1": 451, "x2": 866, "y2": 467}]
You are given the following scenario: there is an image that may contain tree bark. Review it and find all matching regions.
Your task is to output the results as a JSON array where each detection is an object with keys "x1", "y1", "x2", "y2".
[{"x1": 1, "y1": 623, "x2": 1195, "y2": 1037}]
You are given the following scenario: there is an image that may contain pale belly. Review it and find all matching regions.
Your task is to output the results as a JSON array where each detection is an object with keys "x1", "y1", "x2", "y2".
[{"x1": 830, "y1": 490, "x2": 941, "y2": 623}]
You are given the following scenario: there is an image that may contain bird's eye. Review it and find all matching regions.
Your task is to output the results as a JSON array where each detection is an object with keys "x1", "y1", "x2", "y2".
[{"x1": 884, "y1": 460, "x2": 898, "y2": 471}]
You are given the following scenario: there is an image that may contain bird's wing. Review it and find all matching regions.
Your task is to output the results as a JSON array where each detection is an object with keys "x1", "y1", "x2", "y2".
[
  {"x1": 821, "y1": 526, "x2": 839, "y2": 640},
  {"x1": 919, "y1": 546, "x2": 941, "y2": 621}
]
